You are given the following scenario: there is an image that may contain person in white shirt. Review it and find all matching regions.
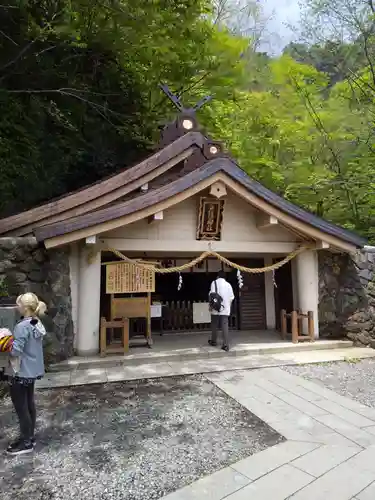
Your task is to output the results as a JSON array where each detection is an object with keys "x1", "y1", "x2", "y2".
[{"x1": 208, "y1": 270, "x2": 235, "y2": 351}]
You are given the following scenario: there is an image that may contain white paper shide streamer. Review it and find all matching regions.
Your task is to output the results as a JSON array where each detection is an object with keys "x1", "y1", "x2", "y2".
[
  {"x1": 272, "y1": 269, "x2": 277, "y2": 288},
  {"x1": 177, "y1": 273, "x2": 183, "y2": 291},
  {"x1": 237, "y1": 269, "x2": 243, "y2": 289}
]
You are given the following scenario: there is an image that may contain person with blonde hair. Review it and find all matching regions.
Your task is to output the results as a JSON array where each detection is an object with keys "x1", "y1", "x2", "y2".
[{"x1": 3, "y1": 293, "x2": 47, "y2": 456}]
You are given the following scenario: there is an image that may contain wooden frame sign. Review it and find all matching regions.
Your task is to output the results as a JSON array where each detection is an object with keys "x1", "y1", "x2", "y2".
[
  {"x1": 196, "y1": 197, "x2": 225, "y2": 241},
  {"x1": 106, "y1": 262, "x2": 155, "y2": 294}
]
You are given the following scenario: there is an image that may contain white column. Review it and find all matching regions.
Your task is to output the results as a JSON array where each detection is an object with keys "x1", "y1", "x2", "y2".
[
  {"x1": 77, "y1": 245, "x2": 101, "y2": 355},
  {"x1": 264, "y1": 256, "x2": 276, "y2": 330},
  {"x1": 69, "y1": 243, "x2": 80, "y2": 351},
  {"x1": 296, "y1": 249, "x2": 319, "y2": 338}
]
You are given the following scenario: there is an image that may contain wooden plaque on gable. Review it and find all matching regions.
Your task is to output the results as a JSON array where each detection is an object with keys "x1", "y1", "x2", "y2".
[
  {"x1": 196, "y1": 197, "x2": 225, "y2": 241},
  {"x1": 106, "y1": 262, "x2": 155, "y2": 294}
]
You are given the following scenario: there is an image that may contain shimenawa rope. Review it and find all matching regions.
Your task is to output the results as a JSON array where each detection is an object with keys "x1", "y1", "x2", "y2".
[{"x1": 105, "y1": 245, "x2": 308, "y2": 274}]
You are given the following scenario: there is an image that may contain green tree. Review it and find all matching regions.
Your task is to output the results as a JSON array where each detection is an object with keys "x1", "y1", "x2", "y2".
[
  {"x1": 1, "y1": 0, "x2": 243, "y2": 214},
  {"x1": 2, "y1": 0, "x2": 375, "y2": 244},
  {"x1": 284, "y1": 41, "x2": 365, "y2": 85},
  {"x1": 202, "y1": 51, "x2": 375, "y2": 238}
]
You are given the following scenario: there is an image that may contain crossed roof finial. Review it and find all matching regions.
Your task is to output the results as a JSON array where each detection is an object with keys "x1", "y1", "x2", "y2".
[{"x1": 159, "y1": 84, "x2": 212, "y2": 114}]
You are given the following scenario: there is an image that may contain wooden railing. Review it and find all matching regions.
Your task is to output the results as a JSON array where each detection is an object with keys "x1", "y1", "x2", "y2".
[
  {"x1": 161, "y1": 300, "x2": 237, "y2": 333},
  {"x1": 129, "y1": 300, "x2": 237, "y2": 336},
  {"x1": 280, "y1": 309, "x2": 315, "y2": 343}
]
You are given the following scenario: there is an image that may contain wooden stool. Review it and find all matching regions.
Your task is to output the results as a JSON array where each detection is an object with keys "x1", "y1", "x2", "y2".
[
  {"x1": 100, "y1": 317, "x2": 129, "y2": 356},
  {"x1": 110, "y1": 295, "x2": 153, "y2": 348}
]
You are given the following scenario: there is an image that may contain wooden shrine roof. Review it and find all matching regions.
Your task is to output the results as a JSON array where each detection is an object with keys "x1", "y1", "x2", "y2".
[
  {"x1": 0, "y1": 132, "x2": 204, "y2": 236},
  {"x1": 33, "y1": 155, "x2": 366, "y2": 250},
  {"x1": 0, "y1": 113, "x2": 366, "y2": 250}
]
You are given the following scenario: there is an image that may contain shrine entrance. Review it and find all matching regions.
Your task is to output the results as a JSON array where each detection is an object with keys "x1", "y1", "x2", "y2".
[
  {"x1": 100, "y1": 255, "x2": 239, "y2": 340},
  {"x1": 99, "y1": 252, "x2": 271, "y2": 351}
]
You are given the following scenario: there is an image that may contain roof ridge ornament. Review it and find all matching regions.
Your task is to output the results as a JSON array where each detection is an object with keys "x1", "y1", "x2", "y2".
[
  {"x1": 159, "y1": 84, "x2": 212, "y2": 114},
  {"x1": 157, "y1": 84, "x2": 213, "y2": 148}
]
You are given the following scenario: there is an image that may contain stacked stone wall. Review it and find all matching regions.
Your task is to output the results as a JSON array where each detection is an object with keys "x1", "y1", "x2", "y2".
[
  {"x1": 319, "y1": 250, "x2": 375, "y2": 346},
  {"x1": 0, "y1": 237, "x2": 74, "y2": 363}
]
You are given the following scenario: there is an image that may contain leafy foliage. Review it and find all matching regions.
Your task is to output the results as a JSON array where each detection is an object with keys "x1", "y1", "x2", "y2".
[
  {"x1": 0, "y1": 0, "x2": 224, "y2": 214},
  {"x1": 283, "y1": 41, "x2": 365, "y2": 85},
  {"x1": 1, "y1": 0, "x2": 375, "y2": 242}
]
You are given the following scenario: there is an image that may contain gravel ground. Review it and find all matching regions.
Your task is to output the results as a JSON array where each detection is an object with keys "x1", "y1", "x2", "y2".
[
  {"x1": 283, "y1": 358, "x2": 375, "y2": 408},
  {"x1": 0, "y1": 374, "x2": 283, "y2": 500}
]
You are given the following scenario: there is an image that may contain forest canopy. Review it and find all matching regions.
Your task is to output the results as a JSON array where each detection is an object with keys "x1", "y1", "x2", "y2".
[{"x1": 1, "y1": 0, "x2": 375, "y2": 241}]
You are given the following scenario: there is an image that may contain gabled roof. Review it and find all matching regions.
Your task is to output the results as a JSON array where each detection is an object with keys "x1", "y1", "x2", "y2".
[
  {"x1": 0, "y1": 132, "x2": 204, "y2": 236},
  {"x1": 0, "y1": 114, "x2": 366, "y2": 252},
  {"x1": 34, "y1": 156, "x2": 366, "y2": 251}
]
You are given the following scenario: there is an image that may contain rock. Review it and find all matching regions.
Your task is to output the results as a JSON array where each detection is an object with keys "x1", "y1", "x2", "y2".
[
  {"x1": 345, "y1": 321, "x2": 372, "y2": 333},
  {"x1": 28, "y1": 269, "x2": 47, "y2": 283},
  {"x1": 8, "y1": 271, "x2": 27, "y2": 284},
  {"x1": 0, "y1": 306, "x2": 19, "y2": 329},
  {"x1": 359, "y1": 269, "x2": 373, "y2": 281},
  {"x1": 347, "y1": 332, "x2": 357, "y2": 341},
  {"x1": 32, "y1": 248, "x2": 47, "y2": 263},
  {"x1": 357, "y1": 333, "x2": 371, "y2": 345},
  {"x1": 28, "y1": 283, "x2": 45, "y2": 298},
  {"x1": 322, "y1": 311, "x2": 336, "y2": 323},
  {"x1": 0, "y1": 238, "x2": 17, "y2": 251},
  {"x1": 348, "y1": 309, "x2": 371, "y2": 322},
  {"x1": 0, "y1": 260, "x2": 13, "y2": 273}
]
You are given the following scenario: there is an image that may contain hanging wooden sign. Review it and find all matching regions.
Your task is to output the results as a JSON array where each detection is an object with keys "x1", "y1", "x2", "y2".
[
  {"x1": 106, "y1": 262, "x2": 155, "y2": 294},
  {"x1": 196, "y1": 197, "x2": 225, "y2": 241}
]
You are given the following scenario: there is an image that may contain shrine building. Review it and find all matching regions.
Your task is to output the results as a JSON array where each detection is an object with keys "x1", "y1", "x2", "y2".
[{"x1": 0, "y1": 108, "x2": 366, "y2": 356}]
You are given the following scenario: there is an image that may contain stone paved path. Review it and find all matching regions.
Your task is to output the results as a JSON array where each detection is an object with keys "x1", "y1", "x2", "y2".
[
  {"x1": 37, "y1": 346, "x2": 375, "y2": 389},
  {"x1": 163, "y1": 367, "x2": 375, "y2": 499}
]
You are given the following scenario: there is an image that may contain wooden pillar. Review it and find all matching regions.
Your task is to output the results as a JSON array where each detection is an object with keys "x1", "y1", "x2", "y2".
[
  {"x1": 291, "y1": 310, "x2": 298, "y2": 343},
  {"x1": 308, "y1": 311, "x2": 315, "y2": 341},
  {"x1": 280, "y1": 309, "x2": 287, "y2": 340}
]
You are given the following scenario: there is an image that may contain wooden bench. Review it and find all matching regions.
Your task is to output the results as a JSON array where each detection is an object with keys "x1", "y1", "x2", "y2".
[{"x1": 280, "y1": 309, "x2": 315, "y2": 343}]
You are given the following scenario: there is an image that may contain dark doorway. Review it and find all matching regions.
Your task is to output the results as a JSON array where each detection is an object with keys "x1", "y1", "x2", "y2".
[
  {"x1": 273, "y1": 260, "x2": 294, "y2": 331},
  {"x1": 154, "y1": 270, "x2": 239, "y2": 332},
  {"x1": 235, "y1": 258, "x2": 267, "y2": 330}
]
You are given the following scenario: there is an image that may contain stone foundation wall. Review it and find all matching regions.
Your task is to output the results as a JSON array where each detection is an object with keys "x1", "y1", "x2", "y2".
[
  {"x1": 0, "y1": 237, "x2": 74, "y2": 363},
  {"x1": 318, "y1": 250, "x2": 375, "y2": 345}
]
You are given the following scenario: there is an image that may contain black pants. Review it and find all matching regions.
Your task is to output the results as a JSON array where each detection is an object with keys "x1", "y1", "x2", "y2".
[
  {"x1": 10, "y1": 380, "x2": 36, "y2": 441},
  {"x1": 211, "y1": 315, "x2": 230, "y2": 347}
]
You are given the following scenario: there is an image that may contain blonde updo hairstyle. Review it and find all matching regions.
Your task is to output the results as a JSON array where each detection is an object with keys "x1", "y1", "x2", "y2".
[{"x1": 16, "y1": 293, "x2": 47, "y2": 318}]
